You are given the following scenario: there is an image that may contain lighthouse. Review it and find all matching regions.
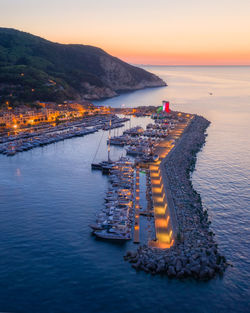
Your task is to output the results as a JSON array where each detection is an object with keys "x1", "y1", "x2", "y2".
[{"x1": 162, "y1": 100, "x2": 170, "y2": 113}]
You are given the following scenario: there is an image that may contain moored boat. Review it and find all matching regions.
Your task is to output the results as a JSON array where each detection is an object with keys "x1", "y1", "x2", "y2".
[{"x1": 94, "y1": 230, "x2": 131, "y2": 241}]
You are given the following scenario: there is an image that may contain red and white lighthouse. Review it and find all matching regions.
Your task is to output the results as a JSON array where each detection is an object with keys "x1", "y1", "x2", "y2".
[{"x1": 162, "y1": 100, "x2": 170, "y2": 113}]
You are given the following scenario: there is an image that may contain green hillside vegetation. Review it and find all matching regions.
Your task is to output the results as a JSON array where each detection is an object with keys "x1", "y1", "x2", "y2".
[
  {"x1": 0, "y1": 28, "x2": 105, "y2": 107},
  {"x1": 0, "y1": 28, "x2": 165, "y2": 109}
]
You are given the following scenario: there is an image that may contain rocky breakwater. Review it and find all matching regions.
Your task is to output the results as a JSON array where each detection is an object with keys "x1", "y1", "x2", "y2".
[{"x1": 125, "y1": 115, "x2": 229, "y2": 280}]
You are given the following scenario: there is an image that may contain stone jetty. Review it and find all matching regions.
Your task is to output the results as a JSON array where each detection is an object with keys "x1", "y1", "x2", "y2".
[{"x1": 125, "y1": 115, "x2": 228, "y2": 280}]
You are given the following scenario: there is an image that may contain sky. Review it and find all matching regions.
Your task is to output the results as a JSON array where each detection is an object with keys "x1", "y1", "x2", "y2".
[{"x1": 1, "y1": 0, "x2": 250, "y2": 65}]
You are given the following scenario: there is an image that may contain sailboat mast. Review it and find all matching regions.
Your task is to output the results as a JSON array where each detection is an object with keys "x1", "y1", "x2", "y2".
[{"x1": 108, "y1": 118, "x2": 111, "y2": 162}]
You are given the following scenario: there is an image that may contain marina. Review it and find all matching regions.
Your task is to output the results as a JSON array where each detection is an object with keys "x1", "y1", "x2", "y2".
[
  {"x1": 0, "y1": 66, "x2": 249, "y2": 313},
  {"x1": 91, "y1": 157, "x2": 134, "y2": 241},
  {"x1": 87, "y1": 107, "x2": 229, "y2": 280},
  {"x1": 0, "y1": 101, "x2": 228, "y2": 280},
  {"x1": 0, "y1": 115, "x2": 130, "y2": 156},
  {"x1": 90, "y1": 109, "x2": 191, "y2": 247}
]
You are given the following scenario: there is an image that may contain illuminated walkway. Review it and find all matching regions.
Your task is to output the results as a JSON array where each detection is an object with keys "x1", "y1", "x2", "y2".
[
  {"x1": 149, "y1": 116, "x2": 191, "y2": 249},
  {"x1": 133, "y1": 166, "x2": 140, "y2": 243}
]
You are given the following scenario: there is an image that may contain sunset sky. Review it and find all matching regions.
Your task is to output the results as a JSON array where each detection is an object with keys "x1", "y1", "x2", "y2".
[{"x1": 1, "y1": 0, "x2": 250, "y2": 65}]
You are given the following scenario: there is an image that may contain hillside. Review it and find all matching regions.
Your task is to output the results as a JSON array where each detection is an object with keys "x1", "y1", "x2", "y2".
[{"x1": 0, "y1": 28, "x2": 166, "y2": 107}]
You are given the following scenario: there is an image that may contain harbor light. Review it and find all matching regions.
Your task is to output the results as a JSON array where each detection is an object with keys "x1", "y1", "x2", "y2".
[
  {"x1": 154, "y1": 205, "x2": 167, "y2": 215},
  {"x1": 152, "y1": 185, "x2": 163, "y2": 193}
]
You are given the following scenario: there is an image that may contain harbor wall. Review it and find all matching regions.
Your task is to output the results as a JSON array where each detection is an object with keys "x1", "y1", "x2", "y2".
[
  {"x1": 162, "y1": 115, "x2": 210, "y2": 241},
  {"x1": 125, "y1": 114, "x2": 229, "y2": 280},
  {"x1": 159, "y1": 115, "x2": 202, "y2": 241}
]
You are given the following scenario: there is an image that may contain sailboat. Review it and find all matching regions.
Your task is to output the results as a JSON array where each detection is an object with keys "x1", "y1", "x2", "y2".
[{"x1": 91, "y1": 118, "x2": 114, "y2": 174}]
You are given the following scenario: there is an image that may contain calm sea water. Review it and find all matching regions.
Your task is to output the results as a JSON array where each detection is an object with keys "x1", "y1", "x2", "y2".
[{"x1": 0, "y1": 66, "x2": 250, "y2": 313}]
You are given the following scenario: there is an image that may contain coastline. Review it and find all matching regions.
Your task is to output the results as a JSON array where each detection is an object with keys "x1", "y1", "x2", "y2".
[
  {"x1": 0, "y1": 65, "x2": 248, "y2": 313},
  {"x1": 125, "y1": 114, "x2": 228, "y2": 280}
]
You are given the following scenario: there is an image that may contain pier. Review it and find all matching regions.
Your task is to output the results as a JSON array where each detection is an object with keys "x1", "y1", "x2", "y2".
[
  {"x1": 149, "y1": 164, "x2": 173, "y2": 249},
  {"x1": 133, "y1": 166, "x2": 140, "y2": 243},
  {"x1": 148, "y1": 115, "x2": 191, "y2": 248}
]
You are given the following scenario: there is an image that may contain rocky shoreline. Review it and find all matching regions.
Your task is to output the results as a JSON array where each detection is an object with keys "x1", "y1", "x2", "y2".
[{"x1": 125, "y1": 115, "x2": 228, "y2": 280}]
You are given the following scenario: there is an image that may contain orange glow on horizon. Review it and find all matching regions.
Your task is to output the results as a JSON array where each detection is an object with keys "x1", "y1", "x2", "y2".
[
  {"x1": 51, "y1": 36, "x2": 250, "y2": 65},
  {"x1": 52, "y1": 33, "x2": 250, "y2": 65},
  {"x1": 116, "y1": 51, "x2": 250, "y2": 66}
]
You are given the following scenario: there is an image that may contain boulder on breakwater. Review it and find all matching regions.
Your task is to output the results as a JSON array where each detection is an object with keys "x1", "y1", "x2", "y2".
[{"x1": 125, "y1": 115, "x2": 228, "y2": 280}]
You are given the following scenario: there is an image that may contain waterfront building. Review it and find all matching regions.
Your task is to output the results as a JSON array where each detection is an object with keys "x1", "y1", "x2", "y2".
[{"x1": 0, "y1": 101, "x2": 106, "y2": 129}]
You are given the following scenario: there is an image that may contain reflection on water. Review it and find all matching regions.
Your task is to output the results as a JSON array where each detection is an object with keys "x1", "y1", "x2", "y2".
[{"x1": 0, "y1": 66, "x2": 250, "y2": 313}]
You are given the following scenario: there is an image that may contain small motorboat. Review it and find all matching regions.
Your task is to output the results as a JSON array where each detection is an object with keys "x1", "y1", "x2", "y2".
[{"x1": 153, "y1": 154, "x2": 159, "y2": 162}]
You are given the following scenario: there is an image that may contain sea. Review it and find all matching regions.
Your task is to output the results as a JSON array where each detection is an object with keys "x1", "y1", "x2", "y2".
[{"x1": 0, "y1": 66, "x2": 249, "y2": 313}]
